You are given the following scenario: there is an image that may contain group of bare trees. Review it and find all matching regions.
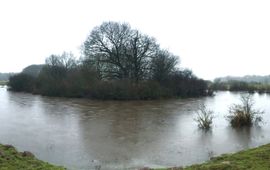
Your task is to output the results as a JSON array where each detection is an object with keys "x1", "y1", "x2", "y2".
[
  {"x1": 83, "y1": 22, "x2": 177, "y2": 83},
  {"x1": 8, "y1": 22, "x2": 208, "y2": 99}
]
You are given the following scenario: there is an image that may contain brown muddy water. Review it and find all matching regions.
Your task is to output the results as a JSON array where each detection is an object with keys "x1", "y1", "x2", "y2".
[{"x1": 0, "y1": 86, "x2": 270, "y2": 169}]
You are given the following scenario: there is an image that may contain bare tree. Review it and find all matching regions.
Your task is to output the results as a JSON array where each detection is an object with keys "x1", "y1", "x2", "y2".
[
  {"x1": 83, "y1": 21, "x2": 158, "y2": 82},
  {"x1": 151, "y1": 50, "x2": 178, "y2": 83},
  {"x1": 45, "y1": 52, "x2": 77, "y2": 70}
]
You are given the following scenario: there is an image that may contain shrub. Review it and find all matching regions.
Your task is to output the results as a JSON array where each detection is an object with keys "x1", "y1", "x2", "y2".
[
  {"x1": 8, "y1": 73, "x2": 35, "y2": 92},
  {"x1": 194, "y1": 104, "x2": 214, "y2": 130},
  {"x1": 227, "y1": 94, "x2": 263, "y2": 127}
]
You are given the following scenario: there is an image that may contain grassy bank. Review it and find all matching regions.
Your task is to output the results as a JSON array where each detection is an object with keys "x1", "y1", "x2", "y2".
[
  {"x1": 0, "y1": 144, "x2": 65, "y2": 170},
  {"x1": 155, "y1": 143, "x2": 270, "y2": 170}
]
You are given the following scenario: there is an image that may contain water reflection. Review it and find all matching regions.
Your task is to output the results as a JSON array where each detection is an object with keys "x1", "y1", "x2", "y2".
[{"x1": 0, "y1": 89, "x2": 270, "y2": 170}]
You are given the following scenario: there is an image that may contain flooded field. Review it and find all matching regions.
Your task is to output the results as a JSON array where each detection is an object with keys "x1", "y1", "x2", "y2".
[{"x1": 0, "y1": 87, "x2": 270, "y2": 169}]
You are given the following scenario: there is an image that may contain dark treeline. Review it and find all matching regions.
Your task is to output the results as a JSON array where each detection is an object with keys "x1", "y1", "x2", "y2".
[
  {"x1": 211, "y1": 80, "x2": 270, "y2": 93},
  {"x1": 8, "y1": 22, "x2": 209, "y2": 100}
]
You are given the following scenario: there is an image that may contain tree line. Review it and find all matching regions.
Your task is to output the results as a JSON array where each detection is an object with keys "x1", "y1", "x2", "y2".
[
  {"x1": 8, "y1": 22, "x2": 209, "y2": 100},
  {"x1": 214, "y1": 75, "x2": 270, "y2": 84},
  {"x1": 211, "y1": 80, "x2": 270, "y2": 93}
]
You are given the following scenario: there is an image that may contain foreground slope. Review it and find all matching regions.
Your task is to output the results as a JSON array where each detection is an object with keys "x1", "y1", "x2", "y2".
[
  {"x1": 156, "y1": 143, "x2": 270, "y2": 170},
  {"x1": 0, "y1": 144, "x2": 65, "y2": 170}
]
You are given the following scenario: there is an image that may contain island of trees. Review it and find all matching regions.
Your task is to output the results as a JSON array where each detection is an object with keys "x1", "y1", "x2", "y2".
[{"x1": 8, "y1": 22, "x2": 209, "y2": 100}]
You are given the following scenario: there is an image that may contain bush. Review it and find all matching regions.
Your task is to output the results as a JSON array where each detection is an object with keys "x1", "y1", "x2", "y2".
[
  {"x1": 194, "y1": 104, "x2": 214, "y2": 130},
  {"x1": 227, "y1": 94, "x2": 263, "y2": 127},
  {"x1": 8, "y1": 73, "x2": 35, "y2": 92},
  {"x1": 88, "y1": 80, "x2": 170, "y2": 100},
  {"x1": 8, "y1": 52, "x2": 210, "y2": 100}
]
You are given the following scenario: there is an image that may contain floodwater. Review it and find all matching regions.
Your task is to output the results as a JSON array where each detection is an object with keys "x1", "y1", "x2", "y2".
[{"x1": 0, "y1": 86, "x2": 270, "y2": 170}]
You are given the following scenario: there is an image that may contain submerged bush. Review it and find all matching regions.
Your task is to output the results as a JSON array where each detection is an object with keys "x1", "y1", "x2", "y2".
[
  {"x1": 194, "y1": 104, "x2": 214, "y2": 130},
  {"x1": 227, "y1": 94, "x2": 263, "y2": 127}
]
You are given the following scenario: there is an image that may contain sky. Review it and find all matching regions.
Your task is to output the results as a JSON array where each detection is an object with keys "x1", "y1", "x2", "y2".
[{"x1": 0, "y1": 0, "x2": 270, "y2": 80}]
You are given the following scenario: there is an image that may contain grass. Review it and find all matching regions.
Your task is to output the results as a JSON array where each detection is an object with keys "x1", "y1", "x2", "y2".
[
  {"x1": 0, "y1": 81, "x2": 7, "y2": 86},
  {"x1": 0, "y1": 144, "x2": 65, "y2": 170},
  {"x1": 154, "y1": 143, "x2": 270, "y2": 170}
]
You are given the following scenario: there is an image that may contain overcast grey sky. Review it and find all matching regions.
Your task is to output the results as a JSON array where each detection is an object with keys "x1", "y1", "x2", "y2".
[{"x1": 0, "y1": 0, "x2": 270, "y2": 80}]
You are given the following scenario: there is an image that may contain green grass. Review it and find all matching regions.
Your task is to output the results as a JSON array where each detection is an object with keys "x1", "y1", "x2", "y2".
[
  {"x1": 0, "y1": 144, "x2": 65, "y2": 170},
  {"x1": 0, "y1": 81, "x2": 7, "y2": 86},
  {"x1": 155, "y1": 143, "x2": 270, "y2": 170}
]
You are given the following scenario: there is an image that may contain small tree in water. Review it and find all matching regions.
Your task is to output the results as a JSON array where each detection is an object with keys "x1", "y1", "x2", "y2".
[
  {"x1": 227, "y1": 94, "x2": 263, "y2": 128},
  {"x1": 195, "y1": 104, "x2": 214, "y2": 130}
]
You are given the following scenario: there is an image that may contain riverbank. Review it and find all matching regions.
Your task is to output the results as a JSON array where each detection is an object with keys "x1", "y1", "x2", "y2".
[
  {"x1": 154, "y1": 143, "x2": 270, "y2": 170},
  {"x1": 0, "y1": 144, "x2": 65, "y2": 170}
]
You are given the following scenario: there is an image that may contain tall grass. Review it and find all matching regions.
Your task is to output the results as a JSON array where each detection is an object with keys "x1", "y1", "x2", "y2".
[{"x1": 227, "y1": 94, "x2": 263, "y2": 127}]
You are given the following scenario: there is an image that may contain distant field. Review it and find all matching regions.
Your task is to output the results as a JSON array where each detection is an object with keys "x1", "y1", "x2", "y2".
[{"x1": 0, "y1": 81, "x2": 7, "y2": 86}]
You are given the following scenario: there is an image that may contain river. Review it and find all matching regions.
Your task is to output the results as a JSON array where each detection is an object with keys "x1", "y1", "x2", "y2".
[{"x1": 0, "y1": 86, "x2": 270, "y2": 170}]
